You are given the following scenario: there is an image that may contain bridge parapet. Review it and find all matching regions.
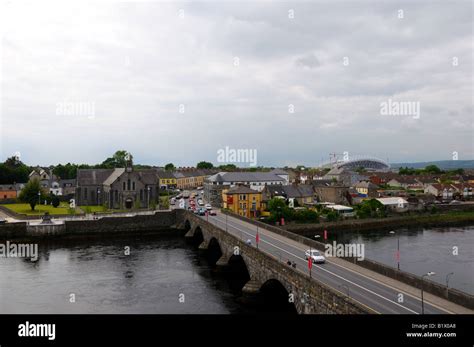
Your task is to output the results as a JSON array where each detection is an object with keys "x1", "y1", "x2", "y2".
[{"x1": 179, "y1": 211, "x2": 373, "y2": 314}]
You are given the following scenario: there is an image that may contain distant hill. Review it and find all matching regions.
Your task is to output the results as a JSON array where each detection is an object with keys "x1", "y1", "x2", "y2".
[{"x1": 390, "y1": 160, "x2": 474, "y2": 170}]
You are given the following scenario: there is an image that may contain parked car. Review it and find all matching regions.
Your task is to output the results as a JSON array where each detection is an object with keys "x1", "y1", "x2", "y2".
[
  {"x1": 198, "y1": 208, "x2": 207, "y2": 216},
  {"x1": 208, "y1": 210, "x2": 216, "y2": 216},
  {"x1": 205, "y1": 204, "x2": 212, "y2": 210},
  {"x1": 304, "y1": 249, "x2": 326, "y2": 264},
  {"x1": 198, "y1": 199, "x2": 204, "y2": 206},
  {"x1": 0, "y1": 218, "x2": 6, "y2": 224}
]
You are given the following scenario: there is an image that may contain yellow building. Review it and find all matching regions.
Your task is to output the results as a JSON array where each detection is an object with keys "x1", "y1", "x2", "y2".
[
  {"x1": 157, "y1": 171, "x2": 177, "y2": 189},
  {"x1": 222, "y1": 185, "x2": 262, "y2": 218},
  {"x1": 175, "y1": 170, "x2": 209, "y2": 189}
]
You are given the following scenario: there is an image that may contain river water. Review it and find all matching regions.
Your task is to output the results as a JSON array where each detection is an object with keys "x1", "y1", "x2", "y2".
[
  {"x1": 328, "y1": 225, "x2": 474, "y2": 295},
  {"x1": 0, "y1": 235, "x2": 253, "y2": 314}
]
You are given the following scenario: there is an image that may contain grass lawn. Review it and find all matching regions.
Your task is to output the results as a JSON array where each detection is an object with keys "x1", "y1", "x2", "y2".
[
  {"x1": 4, "y1": 202, "x2": 79, "y2": 215},
  {"x1": 78, "y1": 205, "x2": 108, "y2": 213}
]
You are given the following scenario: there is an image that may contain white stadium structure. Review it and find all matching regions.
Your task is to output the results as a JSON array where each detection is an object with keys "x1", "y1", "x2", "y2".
[{"x1": 318, "y1": 155, "x2": 391, "y2": 172}]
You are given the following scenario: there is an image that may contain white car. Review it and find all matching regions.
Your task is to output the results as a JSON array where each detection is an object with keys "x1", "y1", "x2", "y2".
[
  {"x1": 305, "y1": 249, "x2": 325, "y2": 264},
  {"x1": 197, "y1": 199, "x2": 204, "y2": 206},
  {"x1": 205, "y1": 203, "x2": 212, "y2": 210}
]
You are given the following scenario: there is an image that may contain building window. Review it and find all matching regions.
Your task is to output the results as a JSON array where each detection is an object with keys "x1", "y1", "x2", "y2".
[
  {"x1": 132, "y1": 181, "x2": 136, "y2": 190},
  {"x1": 84, "y1": 188, "x2": 88, "y2": 200},
  {"x1": 127, "y1": 179, "x2": 131, "y2": 191},
  {"x1": 123, "y1": 182, "x2": 126, "y2": 190}
]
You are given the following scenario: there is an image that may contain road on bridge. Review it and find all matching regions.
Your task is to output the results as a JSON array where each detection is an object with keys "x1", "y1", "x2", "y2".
[{"x1": 198, "y1": 210, "x2": 453, "y2": 314}]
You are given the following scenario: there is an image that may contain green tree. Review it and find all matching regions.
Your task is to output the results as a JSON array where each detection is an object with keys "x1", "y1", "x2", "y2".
[
  {"x1": 424, "y1": 165, "x2": 442, "y2": 174},
  {"x1": 267, "y1": 198, "x2": 293, "y2": 221},
  {"x1": 196, "y1": 161, "x2": 213, "y2": 169},
  {"x1": 355, "y1": 199, "x2": 385, "y2": 219},
  {"x1": 18, "y1": 179, "x2": 47, "y2": 211},
  {"x1": 165, "y1": 163, "x2": 176, "y2": 171},
  {"x1": 218, "y1": 164, "x2": 237, "y2": 171},
  {"x1": 0, "y1": 156, "x2": 30, "y2": 184},
  {"x1": 100, "y1": 150, "x2": 131, "y2": 168},
  {"x1": 51, "y1": 195, "x2": 60, "y2": 208}
]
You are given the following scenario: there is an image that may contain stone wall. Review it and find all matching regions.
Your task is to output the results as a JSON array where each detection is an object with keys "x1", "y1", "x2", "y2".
[
  {"x1": 64, "y1": 211, "x2": 178, "y2": 236},
  {"x1": 220, "y1": 210, "x2": 474, "y2": 310},
  {"x1": 182, "y1": 212, "x2": 372, "y2": 314},
  {"x1": 0, "y1": 222, "x2": 28, "y2": 240}
]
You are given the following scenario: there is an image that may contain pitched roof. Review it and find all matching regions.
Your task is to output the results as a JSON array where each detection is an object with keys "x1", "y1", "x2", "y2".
[
  {"x1": 225, "y1": 185, "x2": 258, "y2": 194},
  {"x1": 270, "y1": 168, "x2": 289, "y2": 175},
  {"x1": 354, "y1": 181, "x2": 379, "y2": 189},
  {"x1": 265, "y1": 184, "x2": 314, "y2": 198},
  {"x1": 103, "y1": 168, "x2": 126, "y2": 186},
  {"x1": 77, "y1": 169, "x2": 115, "y2": 185},
  {"x1": 207, "y1": 171, "x2": 285, "y2": 183},
  {"x1": 156, "y1": 170, "x2": 176, "y2": 179}
]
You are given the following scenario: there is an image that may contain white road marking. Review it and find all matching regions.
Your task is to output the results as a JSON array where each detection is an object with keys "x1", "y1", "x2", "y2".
[{"x1": 208, "y1": 214, "x2": 419, "y2": 314}]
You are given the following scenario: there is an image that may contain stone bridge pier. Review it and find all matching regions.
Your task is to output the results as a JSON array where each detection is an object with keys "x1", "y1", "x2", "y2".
[{"x1": 176, "y1": 210, "x2": 371, "y2": 314}]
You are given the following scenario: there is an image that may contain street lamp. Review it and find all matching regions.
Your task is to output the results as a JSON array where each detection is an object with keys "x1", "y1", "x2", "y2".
[
  {"x1": 97, "y1": 189, "x2": 101, "y2": 206},
  {"x1": 389, "y1": 230, "x2": 400, "y2": 270},
  {"x1": 446, "y1": 272, "x2": 454, "y2": 299},
  {"x1": 421, "y1": 271, "x2": 436, "y2": 314}
]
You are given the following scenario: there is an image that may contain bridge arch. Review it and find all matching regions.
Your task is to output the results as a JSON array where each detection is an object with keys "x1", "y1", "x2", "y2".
[
  {"x1": 184, "y1": 220, "x2": 191, "y2": 232},
  {"x1": 207, "y1": 237, "x2": 223, "y2": 266},
  {"x1": 258, "y1": 279, "x2": 297, "y2": 314},
  {"x1": 191, "y1": 226, "x2": 204, "y2": 246},
  {"x1": 227, "y1": 254, "x2": 251, "y2": 292}
]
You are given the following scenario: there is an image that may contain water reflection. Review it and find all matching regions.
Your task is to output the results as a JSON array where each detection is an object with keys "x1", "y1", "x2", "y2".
[
  {"x1": 0, "y1": 235, "x2": 255, "y2": 314},
  {"x1": 326, "y1": 226, "x2": 474, "y2": 294}
]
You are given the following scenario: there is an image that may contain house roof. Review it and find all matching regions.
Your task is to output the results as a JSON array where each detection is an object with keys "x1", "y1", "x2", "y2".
[
  {"x1": 0, "y1": 184, "x2": 16, "y2": 191},
  {"x1": 388, "y1": 176, "x2": 420, "y2": 184},
  {"x1": 354, "y1": 181, "x2": 378, "y2": 189},
  {"x1": 225, "y1": 185, "x2": 258, "y2": 195},
  {"x1": 265, "y1": 184, "x2": 314, "y2": 198},
  {"x1": 156, "y1": 170, "x2": 176, "y2": 179},
  {"x1": 77, "y1": 169, "x2": 115, "y2": 186},
  {"x1": 376, "y1": 197, "x2": 408, "y2": 205},
  {"x1": 270, "y1": 168, "x2": 289, "y2": 176}
]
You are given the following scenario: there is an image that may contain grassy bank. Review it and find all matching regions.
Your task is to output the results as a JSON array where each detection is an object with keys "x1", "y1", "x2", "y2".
[{"x1": 3, "y1": 203, "x2": 80, "y2": 215}]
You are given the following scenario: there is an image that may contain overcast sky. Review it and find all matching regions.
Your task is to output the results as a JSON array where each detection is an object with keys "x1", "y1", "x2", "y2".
[{"x1": 0, "y1": 0, "x2": 472, "y2": 167}]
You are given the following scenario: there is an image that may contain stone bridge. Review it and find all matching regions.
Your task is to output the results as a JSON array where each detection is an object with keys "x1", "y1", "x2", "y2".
[{"x1": 175, "y1": 210, "x2": 371, "y2": 314}]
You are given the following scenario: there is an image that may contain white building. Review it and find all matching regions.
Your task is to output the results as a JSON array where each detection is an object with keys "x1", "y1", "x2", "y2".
[
  {"x1": 376, "y1": 197, "x2": 409, "y2": 212},
  {"x1": 206, "y1": 171, "x2": 287, "y2": 192}
]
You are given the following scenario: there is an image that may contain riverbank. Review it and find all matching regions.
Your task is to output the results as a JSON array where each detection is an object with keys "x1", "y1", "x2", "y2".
[
  {"x1": 0, "y1": 211, "x2": 182, "y2": 243},
  {"x1": 282, "y1": 211, "x2": 474, "y2": 235}
]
